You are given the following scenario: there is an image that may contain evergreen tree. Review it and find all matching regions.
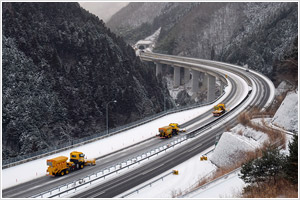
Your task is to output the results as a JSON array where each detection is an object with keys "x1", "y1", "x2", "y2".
[
  {"x1": 240, "y1": 147, "x2": 285, "y2": 184},
  {"x1": 284, "y1": 134, "x2": 298, "y2": 184},
  {"x1": 240, "y1": 158, "x2": 257, "y2": 184},
  {"x1": 2, "y1": 2, "x2": 172, "y2": 159}
]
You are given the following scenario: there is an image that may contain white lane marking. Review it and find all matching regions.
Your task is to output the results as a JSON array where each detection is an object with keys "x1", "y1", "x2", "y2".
[
  {"x1": 185, "y1": 114, "x2": 212, "y2": 131},
  {"x1": 188, "y1": 144, "x2": 202, "y2": 152},
  {"x1": 142, "y1": 164, "x2": 164, "y2": 175},
  {"x1": 90, "y1": 190, "x2": 105, "y2": 198}
]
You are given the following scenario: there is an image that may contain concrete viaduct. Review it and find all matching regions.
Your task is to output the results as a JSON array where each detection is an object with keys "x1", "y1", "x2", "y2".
[{"x1": 140, "y1": 53, "x2": 227, "y2": 102}]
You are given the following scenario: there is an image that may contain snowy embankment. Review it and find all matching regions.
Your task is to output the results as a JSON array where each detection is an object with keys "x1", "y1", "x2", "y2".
[
  {"x1": 271, "y1": 90, "x2": 298, "y2": 133},
  {"x1": 2, "y1": 82, "x2": 232, "y2": 190},
  {"x1": 2, "y1": 26, "x2": 233, "y2": 190},
  {"x1": 119, "y1": 122, "x2": 269, "y2": 198},
  {"x1": 135, "y1": 27, "x2": 161, "y2": 55},
  {"x1": 120, "y1": 84, "x2": 297, "y2": 198},
  {"x1": 183, "y1": 168, "x2": 244, "y2": 198},
  {"x1": 210, "y1": 125, "x2": 268, "y2": 168}
]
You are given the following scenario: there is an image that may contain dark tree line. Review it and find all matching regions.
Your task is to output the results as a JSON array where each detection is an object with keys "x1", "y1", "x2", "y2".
[
  {"x1": 240, "y1": 134, "x2": 298, "y2": 189},
  {"x1": 2, "y1": 2, "x2": 173, "y2": 159}
]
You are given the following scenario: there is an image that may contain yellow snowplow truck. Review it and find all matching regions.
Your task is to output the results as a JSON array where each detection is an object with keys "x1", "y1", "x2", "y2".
[
  {"x1": 159, "y1": 123, "x2": 185, "y2": 138},
  {"x1": 46, "y1": 151, "x2": 96, "y2": 176},
  {"x1": 212, "y1": 103, "x2": 226, "y2": 117}
]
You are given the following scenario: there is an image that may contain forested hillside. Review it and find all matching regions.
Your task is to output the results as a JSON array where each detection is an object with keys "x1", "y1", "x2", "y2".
[
  {"x1": 108, "y1": 2, "x2": 298, "y2": 78},
  {"x1": 2, "y1": 2, "x2": 172, "y2": 159}
]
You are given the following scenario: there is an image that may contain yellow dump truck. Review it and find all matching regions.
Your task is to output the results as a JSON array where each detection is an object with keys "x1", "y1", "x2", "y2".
[
  {"x1": 46, "y1": 151, "x2": 95, "y2": 176},
  {"x1": 159, "y1": 123, "x2": 185, "y2": 138},
  {"x1": 212, "y1": 103, "x2": 226, "y2": 117}
]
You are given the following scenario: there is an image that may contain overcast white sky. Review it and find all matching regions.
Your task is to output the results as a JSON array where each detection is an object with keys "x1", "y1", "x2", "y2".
[{"x1": 79, "y1": 2, "x2": 129, "y2": 22}]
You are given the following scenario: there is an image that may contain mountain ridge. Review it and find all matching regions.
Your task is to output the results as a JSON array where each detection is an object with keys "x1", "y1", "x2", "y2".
[
  {"x1": 2, "y1": 2, "x2": 172, "y2": 159},
  {"x1": 108, "y1": 2, "x2": 298, "y2": 77}
]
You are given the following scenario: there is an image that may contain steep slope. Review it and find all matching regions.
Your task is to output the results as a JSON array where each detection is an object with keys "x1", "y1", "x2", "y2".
[
  {"x1": 79, "y1": 2, "x2": 128, "y2": 22},
  {"x1": 2, "y1": 2, "x2": 172, "y2": 160},
  {"x1": 107, "y1": 2, "x2": 167, "y2": 31},
  {"x1": 219, "y1": 3, "x2": 298, "y2": 76},
  {"x1": 272, "y1": 90, "x2": 298, "y2": 133},
  {"x1": 106, "y1": 2, "x2": 196, "y2": 45},
  {"x1": 109, "y1": 2, "x2": 298, "y2": 77}
]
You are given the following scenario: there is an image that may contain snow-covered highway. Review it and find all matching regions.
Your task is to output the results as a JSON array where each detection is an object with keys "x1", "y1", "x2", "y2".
[
  {"x1": 71, "y1": 53, "x2": 274, "y2": 198},
  {"x1": 2, "y1": 53, "x2": 275, "y2": 198}
]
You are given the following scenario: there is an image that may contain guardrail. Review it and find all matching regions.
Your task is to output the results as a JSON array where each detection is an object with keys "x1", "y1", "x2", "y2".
[
  {"x1": 179, "y1": 136, "x2": 289, "y2": 198},
  {"x1": 120, "y1": 146, "x2": 217, "y2": 198},
  {"x1": 109, "y1": 87, "x2": 252, "y2": 198},
  {"x1": 30, "y1": 53, "x2": 253, "y2": 198},
  {"x1": 3, "y1": 90, "x2": 226, "y2": 169},
  {"x1": 120, "y1": 171, "x2": 174, "y2": 198},
  {"x1": 141, "y1": 52, "x2": 252, "y2": 87},
  {"x1": 31, "y1": 136, "x2": 188, "y2": 198},
  {"x1": 3, "y1": 51, "x2": 231, "y2": 168},
  {"x1": 180, "y1": 167, "x2": 241, "y2": 198},
  {"x1": 140, "y1": 52, "x2": 229, "y2": 86},
  {"x1": 29, "y1": 85, "x2": 233, "y2": 198}
]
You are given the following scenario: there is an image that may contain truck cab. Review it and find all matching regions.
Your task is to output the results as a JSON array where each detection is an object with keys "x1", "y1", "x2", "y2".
[
  {"x1": 213, "y1": 104, "x2": 226, "y2": 117},
  {"x1": 70, "y1": 151, "x2": 85, "y2": 169}
]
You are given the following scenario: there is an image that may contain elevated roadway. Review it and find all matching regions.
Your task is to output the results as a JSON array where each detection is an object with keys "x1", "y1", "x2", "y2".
[
  {"x1": 2, "y1": 53, "x2": 274, "y2": 198},
  {"x1": 72, "y1": 53, "x2": 274, "y2": 198}
]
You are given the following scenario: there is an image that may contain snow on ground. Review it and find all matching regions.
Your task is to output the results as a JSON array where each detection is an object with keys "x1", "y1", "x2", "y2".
[
  {"x1": 0, "y1": 106, "x2": 205, "y2": 189},
  {"x1": 3, "y1": 86, "x2": 294, "y2": 198},
  {"x1": 117, "y1": 118, "x2": 268, "y2": 198},
  {"x1": 210, "y1": 127, "x2": 268, "y2": 168},
  {"x1": 3, "y1": 53, "x2": 293, "y2": 198},
  {"x1": 165, "y1": 74, "x2": 207, "y2": 102},
  {"x1": 144, "y1": 27, "x2": 161, "y2": 42},
  {"x1": 118, "y1": 138, "x2": 240, "y2": 197},
  {"x1": 271, "y1": 90, "x2": 298, "y2": 133},
  {"x1": 2, "y1": 82, "x2": 232, "y2": 190},
  {"x1": 117, "y1": 146, "x2": 217, "y2": 198},
  {"x1": 275, "y1": 81, "x2": 294, "y2": 96},
  {"x1": 166, "y1": 74, "x2": 222, "y2": 102},
  {"x1": 165, "y1": 74, "x2": 193, "y2": 101},
  {"x1": 183, "y1": 169, "x2": 245, "y2": 198},
  {"x1": 135, "y1": 27, "x2": 161, "y2": 55},
  {"x1": 120, "y1": 110, "x2": 295, "y2": 198}
]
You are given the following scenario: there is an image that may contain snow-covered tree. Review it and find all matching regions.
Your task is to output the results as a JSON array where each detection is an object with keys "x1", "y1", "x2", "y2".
[{"x1": 240, "y1": 146, "x2": 286, "y2": 184}]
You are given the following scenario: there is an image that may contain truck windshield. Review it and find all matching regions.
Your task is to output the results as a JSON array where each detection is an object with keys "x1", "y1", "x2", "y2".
[
  {"x1": 47, "y1": 161, "x2": 53, "y2": 167},
  {"x1": 79, "y1": 154, "x2": 85, "y2": 157}
]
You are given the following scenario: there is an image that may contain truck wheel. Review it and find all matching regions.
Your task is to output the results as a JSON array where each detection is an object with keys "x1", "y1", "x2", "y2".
[
  {"x1": 60, "y1": 170, "x2": 65, "y2": 176},
  {"x1": 65, "y1": 170, "x2": 69, "y2": 174},
  {"x1": 80, "y1": 164, "x2": 84, "y2": 169}
]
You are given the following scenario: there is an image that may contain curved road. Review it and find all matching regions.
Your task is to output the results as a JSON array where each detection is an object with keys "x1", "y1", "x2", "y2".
[
  {"x1": 71, "y1": 53, "x2": 274, "y2": 198},
  {"x1": 2, "y1": 53, "x2": 274, "y2": 198}
]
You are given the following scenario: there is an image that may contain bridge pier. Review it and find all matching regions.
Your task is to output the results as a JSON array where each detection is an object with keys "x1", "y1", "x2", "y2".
[
  {"x1": 142, "y1": 55, "x2": 229, "y2": 105},
  {"x1": 155, "y1": 62, "x2": 162, "y2": 76},
  {"x1": 200, "y1": 72, "x2": 208, "y2": 92},
  {"x1": 153, "y1": 61, "x2": 218, "y2": 102},
  {"x1": 184, "y1": 68, "x2": 190, "y2": 84},
  {"x1": 191, "y1": 69, "x2": 200, "y2": 93},
  {"x1": 173, "y1": 66, "x2": 180, "y2": 88},
  {"x1": 207, "y1": 74, "x2": 216, "y2": 102}
]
